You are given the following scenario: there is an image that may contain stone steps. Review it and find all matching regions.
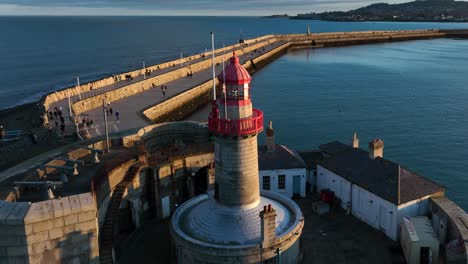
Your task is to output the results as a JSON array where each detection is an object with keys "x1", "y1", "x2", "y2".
[{"x1": 99, "y1": 162, "x2": 142, "y2": 264}]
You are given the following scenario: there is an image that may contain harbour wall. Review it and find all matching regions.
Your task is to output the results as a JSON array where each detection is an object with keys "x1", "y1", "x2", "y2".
[
  {"x1": 40, "y1": 34, "x2": 274, "y2": 113},
  {"x1": 141, "y1": 41, "x2": 291, "y2": 123},
  {"x1": 140, "y1": 29, "x2": 465, "y2": 124},
  {"x1": 28, "y1": 29, "x2": 468, "y2": 121},
  {"x1": 71, "y1": 37, "x2": 278, "y2": 115}
]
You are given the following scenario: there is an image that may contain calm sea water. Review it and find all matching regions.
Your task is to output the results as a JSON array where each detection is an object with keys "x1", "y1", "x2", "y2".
[
  {"x1": 0, "y1": 17, "x2": 467, "y2": 209},
  {"x1": 1, "y1": 16, "x2": 468, "y2": 109},
  {"x1": 248, "y1": 39, "x2": 468, "y2": 210}
]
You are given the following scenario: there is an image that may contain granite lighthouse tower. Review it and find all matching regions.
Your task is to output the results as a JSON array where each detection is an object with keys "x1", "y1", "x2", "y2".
[
  {"x1": 171, "y1": 51, "x2": 304, "y2": 264},
  {"x1": 210, "y1": 50, "x2": 263, "y2": 207}
]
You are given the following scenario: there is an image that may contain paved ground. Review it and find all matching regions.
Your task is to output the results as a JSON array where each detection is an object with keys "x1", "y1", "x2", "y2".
[
  {"x1": 48, "y1": 39, "x2": 282, "y2": 137},
  {"x1": 116, "y1": 194, "x2": 405, "y2": 264}
]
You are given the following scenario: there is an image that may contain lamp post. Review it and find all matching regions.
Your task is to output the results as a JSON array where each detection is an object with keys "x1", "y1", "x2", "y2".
[
  {"x1": 67, "y1": 90, "x2": 73, "y2": 117},
  {"x1": 102, "y1": 99, "x2": 110, "y2": 153},
  {"x1": 76, "y1": 75, "x2": 81, "y2": 100},
  {"x1": 143, "y1": 61, "x2": 146, "y2": 79}
]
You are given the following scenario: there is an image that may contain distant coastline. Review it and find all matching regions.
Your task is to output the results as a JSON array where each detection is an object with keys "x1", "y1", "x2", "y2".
[{"x1": 264, "y1": 0, "x2": 468, "y2": 23}]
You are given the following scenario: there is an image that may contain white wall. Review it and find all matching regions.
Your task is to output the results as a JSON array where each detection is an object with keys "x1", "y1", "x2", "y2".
[
  {"x1": 317, "y1": 166, "x2": 351, "y2": 209},
  {"x1": 259, "y1": 168, "x2": 306, "y2": 198},
  {"x1": 396, "y1": 198, "x2": 431, "y2": 240},
  {"x1": 352, "y1": 184, "x2": 399, "y2": 240},
  {"x1": 318, "y1": 165, "x2": 433, "y2": 241},
  {"x1": 318, "y1": 165, "x2": 398, "y2": 240}
]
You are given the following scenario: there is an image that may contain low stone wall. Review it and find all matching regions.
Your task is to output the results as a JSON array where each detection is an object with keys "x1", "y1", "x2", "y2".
[
  {"x1": 141, "y1": 41, "x2": 290, "y2": 125},
  {"x1": 141, "y1": 80, "x2": 215, "y2": 124},
  {"x1": 280, "y1": 29, "x2": 449, "y2": 48},
  {"x1": 430, "y1": 197, "x2": 468, "y2": 263},
  {"x1": 0, "y1": 192, "x2": 99, "y2": 263},
  {"x1": 92, "y1": 154, "x2": 137, "y2": 211},
  {"x1": 72, "y1": 38, "x2": 278, "y2": 115},
  {"x1": 41, "y1": 35, "x2": 274, "y2": 114}
]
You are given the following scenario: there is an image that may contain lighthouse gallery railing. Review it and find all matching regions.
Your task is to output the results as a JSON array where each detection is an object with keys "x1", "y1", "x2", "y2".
[{"x1": 208, "y1": 109, "x2": 264, "y2": 136}]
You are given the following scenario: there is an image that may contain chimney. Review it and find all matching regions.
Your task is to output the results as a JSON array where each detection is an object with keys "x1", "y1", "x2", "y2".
[
  {"x1": 368, "y1": 138, "x2": 384, "y2": 160},
  {"x1": 352, "y1": 132, "x2": 359, "y2": 149},
  {"x1": 259, "y1": 204, "x2": 277, "y2": 248},
  {"x1": 266, "y1": 121, "x2": 275, "y2": 152}
]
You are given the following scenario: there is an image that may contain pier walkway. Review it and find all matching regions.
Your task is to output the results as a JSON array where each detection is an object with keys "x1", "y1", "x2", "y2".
[
  {"x1": 48, "y1": 38, "x2": 282, "y2": 137},
  {"x1": 43, "y1": 29, "x2": 468, "y2": 139}
]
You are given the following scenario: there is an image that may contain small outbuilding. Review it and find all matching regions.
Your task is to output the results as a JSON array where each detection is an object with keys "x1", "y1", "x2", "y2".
[
  {"x1": 316, "y1": 135, "x2": 445, "y2": 240},
  {"x1": 401, "y1": 216, "x2": 439, "y2": 264},
  {"x1": 258, "y1": 122, "x2": 307, "y2": 198}
]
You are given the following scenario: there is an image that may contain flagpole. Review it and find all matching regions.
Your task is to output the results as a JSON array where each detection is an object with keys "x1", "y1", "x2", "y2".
[
  {"x1": 222, "y1": 43, "x2": 227, "y2": 120},
  {"x1": 210, "y1": 32, "x2": 216, "y2": 100}
]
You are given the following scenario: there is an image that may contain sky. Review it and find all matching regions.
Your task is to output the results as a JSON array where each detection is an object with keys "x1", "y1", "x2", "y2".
[{"x1": 0, "y1": 0, "x2": 411, "y2": 16}]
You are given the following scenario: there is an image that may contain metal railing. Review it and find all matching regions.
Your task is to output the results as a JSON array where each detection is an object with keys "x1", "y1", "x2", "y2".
[{"x1": 208, "y1": 109, "x2": 264, "y2": 136}]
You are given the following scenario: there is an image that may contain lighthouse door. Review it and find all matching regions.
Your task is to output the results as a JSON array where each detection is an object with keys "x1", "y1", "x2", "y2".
[{"x1": 293, "y1": 176, "x2": 301, "y2": 196}]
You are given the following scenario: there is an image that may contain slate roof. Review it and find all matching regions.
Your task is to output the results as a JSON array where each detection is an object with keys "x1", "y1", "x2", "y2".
[
  {"x1": 318, "y1": 142, "x2": 445, "y2": 205},
  {"x1": 258, "y1": 144, "x2": 306, "y2": 171},
  {"x1": 298, "y1": 151, "x2": 324, "y2": 169},
  {"x1": 319, "y1": 141, "x2": 351, "y2": 156}
]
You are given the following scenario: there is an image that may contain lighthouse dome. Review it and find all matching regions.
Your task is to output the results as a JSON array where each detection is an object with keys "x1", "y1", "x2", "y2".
[{"x1": 218, "y1": 53, "x2": 251, "y2": 85}]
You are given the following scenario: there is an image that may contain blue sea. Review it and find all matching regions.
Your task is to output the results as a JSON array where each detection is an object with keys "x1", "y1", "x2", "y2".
[{"x1": 0, "y1": 16, "x2": 467, "y2": 210}]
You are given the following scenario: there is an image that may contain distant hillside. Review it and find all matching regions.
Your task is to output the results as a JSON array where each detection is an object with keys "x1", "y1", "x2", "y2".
[
  {"x1": 291, "y1": 0, "x2": 468, "y2": 22},
  {"x1": 262, "y1": 14, "x2": 290, "y2": 18}
]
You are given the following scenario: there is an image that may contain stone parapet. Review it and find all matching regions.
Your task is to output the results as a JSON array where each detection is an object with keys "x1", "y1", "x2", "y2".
[
  {"x1": 40, "y1": 35, "x2": 274, "y2": 114},
  {"x1": 430, "y1": 197, "x2": 468, "y2": 263},
  {"x1": 171, "y1": 191, "x2": 304, "y2": 263},
  {"x1": 71, "y1": 38, "x2": 278, "y2": 115},
  {"x1": 0, "y1": 192, "x2": 99, "y2": 263},
  {"x1": 141, "y1": 41, "x2": 289, "y2": 125}
]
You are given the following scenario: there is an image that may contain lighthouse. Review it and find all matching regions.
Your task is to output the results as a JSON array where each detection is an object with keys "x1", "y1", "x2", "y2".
[
  {"x1": 171, "y1": 51, "x2": 304, "y2": 264},
  {"x1": 208, "y1": 50, "x2": 263, "y2": 207}
]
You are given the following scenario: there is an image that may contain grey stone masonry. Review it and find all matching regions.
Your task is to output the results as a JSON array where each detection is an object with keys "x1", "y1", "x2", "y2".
[
  {"x1": 215, "y1": 135, "x2": 260, "y2": 206},
  {"x1": 0, "y1": 192, "x2": 99, "y2": 264},
  {"x1": 259, "y1": 204, "x2": 277, "y2": 248}
]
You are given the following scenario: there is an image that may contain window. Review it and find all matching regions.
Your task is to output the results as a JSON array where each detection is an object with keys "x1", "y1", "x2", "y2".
[
  {"x1": 263, "y1": 176, "x2": 271, "y2": 190},
  {"x1": 278, "y1": 175, "x2": 286, "y2": 190}
]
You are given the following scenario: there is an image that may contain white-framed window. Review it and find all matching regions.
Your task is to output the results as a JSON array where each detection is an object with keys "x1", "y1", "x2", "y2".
[
  {"x1": 278, "y1": 175, "x2": 286, "y2": 190},
  {"x1": 263, "y1": 176, "x2": 271, "y2": 190}
]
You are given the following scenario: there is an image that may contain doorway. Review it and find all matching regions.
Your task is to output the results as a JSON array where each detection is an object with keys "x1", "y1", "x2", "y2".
[
  {"x1": 379, "y1": 205, "x2": 388, "y2": 231},
  {"x1": 420, "y1": 247, "x2": 431, "y2": 264},
  {"x1": 194, "y1": 167, "x2": 209, "y2": 195},
  {"x1": 293, "y1": 175, "x2": 301, "y2": 196}
]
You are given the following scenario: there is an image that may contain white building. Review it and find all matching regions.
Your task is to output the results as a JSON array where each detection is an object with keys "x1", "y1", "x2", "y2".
[
  {"x1": 258, "y1": 122, "x2": 307, "y2": 198},
  {"x1": 317, "y1": 136, "x2": 445, "y2": 241}
]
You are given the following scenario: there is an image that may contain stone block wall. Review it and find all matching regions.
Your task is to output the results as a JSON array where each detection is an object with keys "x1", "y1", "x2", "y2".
[
  {"x1": 142, "y1": 80, "x2": 214, "y2": 123},
  {"x1": 0, "y1": 192, "x2": 99, "y2": 264},
  {"x1": 430, "y1": 197, "x2": 468, "y2": 263},
  {"x1": 278, "y1": 30, "x2": 448, "y2": 48}
]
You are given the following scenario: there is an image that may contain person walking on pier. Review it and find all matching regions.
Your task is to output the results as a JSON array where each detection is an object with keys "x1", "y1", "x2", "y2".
[
  {"x1": 115, "y1": 111, "x2": 120, "y2": 121},
  {"x1": 109, "y1": 108, "x2": 113, "y2": 115},
  {"x1": 60, "y1": 123, "x2": 65, "y2": 135}
]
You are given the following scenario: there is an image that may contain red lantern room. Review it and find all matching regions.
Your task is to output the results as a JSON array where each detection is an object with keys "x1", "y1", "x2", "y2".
[{"x1": 208, "y1": 51, "x2": 263, "y2": 136}]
